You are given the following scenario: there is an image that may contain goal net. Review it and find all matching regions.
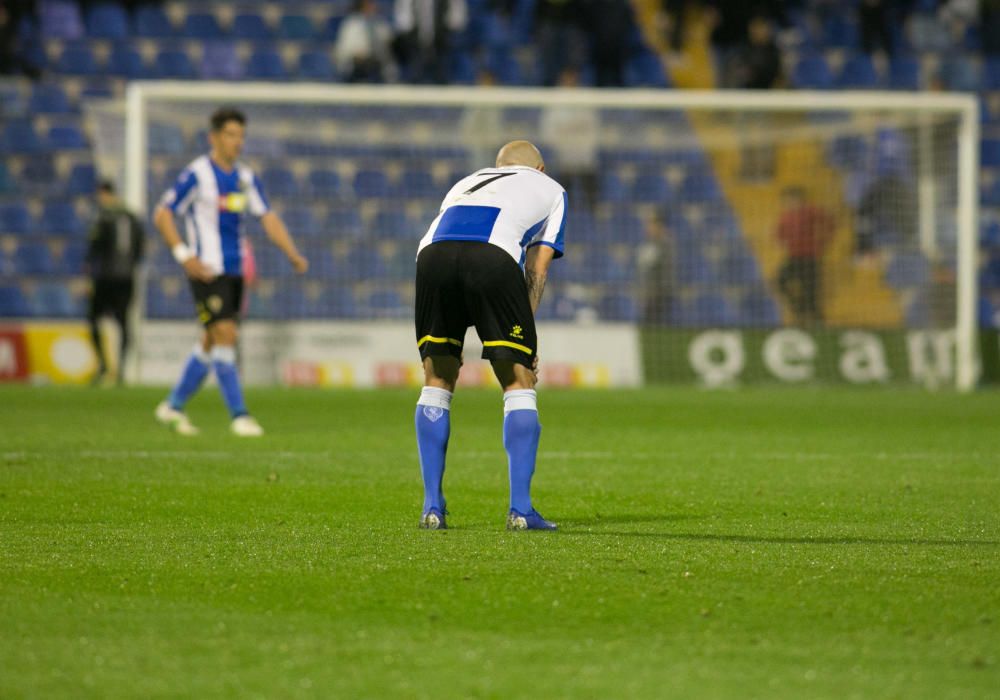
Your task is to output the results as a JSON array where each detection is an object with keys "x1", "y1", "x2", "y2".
[{"x1": 104, "y1": 84, "x2": 978, "y2": 389}]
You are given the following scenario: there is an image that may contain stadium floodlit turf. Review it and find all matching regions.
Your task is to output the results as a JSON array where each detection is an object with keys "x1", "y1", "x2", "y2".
[{"x1": 1, "y1": 385, "x2": 998, "y2": 698}]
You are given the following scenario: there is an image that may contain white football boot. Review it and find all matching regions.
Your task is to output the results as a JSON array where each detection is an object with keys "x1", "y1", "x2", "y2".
[
  {"x1": 154, "y1": 401, "x2": 200, "y2": 436},
  {"x1": 231, "y1": 415, "x2": 264, "y2": 437}
]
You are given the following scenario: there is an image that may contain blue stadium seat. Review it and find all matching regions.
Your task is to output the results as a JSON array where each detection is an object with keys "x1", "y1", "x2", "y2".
[
  {"x1": 85, "y1": 2, "x2": 129, "y2": 40},
  {"x1": 3, "y1": 119, "x2": 44, "y2": 153},
  {"x1": 107, "y1": 43, "x2": 147, "y2": 78},
  {"x1": 201, "y1": 42, "x2": 243, "y2": 80},
  {"x1": 940, "y1": 56, "x2": 981, "y2": 92},
  {"x1": 56, "y1": 241, "x2": 87, "y2": 274},
  {"x1": 48, "y1": 125, "x2": 88, "y2": 150},
  {"x1": 885, "y1": 252, "x2": 931, "y2": 288},
  {"x1": 40, "y1": 0, "x2": 85, "y2": 40},
  {"x1": 598, "y1": 293, "x2": 638, "y2": 321},
  {"x1": 624, "y1": 51, "x2": 670, "y2": 88},
  {"x1": 365, "y1": 288, "x2": 407, "y2": 319},
  {"x1": 0, "y1": 163, "x2": 13, "y2": 194},
  {"x1": 677, "y1": 253, "x2": 719, "y2": 286},
  {"x1": 984, "y1": 57, "x2": 1000, "y2": 90},
  {"x1": 55, "y1": 43, "x2": 99, "y2": 75},
  {"x1": 678, "y1": 293, "x2": 738, "y2": 327},
  {"x1": 721, "y1": 253, "x2": 760, "y2": 286},
  {"x1": 318, "y1": 15, "x2": 345, "y2": 41},
  {"x1": 680, "y1": 170, "x2": 722, "y2": 203},
  {"x1": 182, "y1": 13, "x2": 225, "y2": 39},
  {"x1": 281, "y1": 209, "x2": 321, "y2": 238},
  {"x1": 599, "y1": 172, "x2": 629, "y2": 203},
  {"x1": 568, "y1": 210, "x2": 600, "y2": 243},
  {"x1": 298, "y1": 50, "x2": 334, "y2": 81},
  {"x1": 632, "y1": 173, "x2": 671, "y2": 203},
  {"x1": 307, "y1": 169, "x2": 342, "y2": 197},
  {"x1": 981, "y1": 140, "x2": 1000, "y2": 168},
  {"x1": 33, "y1": 283, "x2": 79, "y2": 317},
  {"x1": 344, "y1": 243, "x2": 387, "y2": 278},
  {"x1": 145, "y1": 279, "x2": 190, "y2": 319},
  {"x1": 66, "y1": 164, "x2": 97, "y2": 196},
  {"x1": 133, "y1": 4, "x2": 174, "y2": 38},
  {"x1": 838, "y1": 54, "x2": 880, "y2": 89},
  {"x1": 371, "y1": 208, "x2": 410, "y2": 239},
  {"x1": 278, "y1": 14, "x2": 315, "y2": 40},
  {"x1": 981, "y1": 220, "x2": 1000, "y2": 249},
  {"x1": 823, "y1": 15, "x2": 859, "y2": 49},
  {"x1": 0, "y1": 204, "x2": 33, "y2": 234},
  {"x1": 232, "y1": 13, "x2": 273, "y2": 40},
  {"x1": 149, "y1": 123, "x2": 186, "y2": 154},
  {"x1": 260, "y1": 168, "x2": 298, "y2": 198},
  {"x1": 828, "y1": 135, "x2": 868, "y2": 169},
  {"x1": 21, "y1": 156, "x2": 57, "y2": 192},
  {"x1": 246, "y1": 49, "x2": 287, "y2": 80},
  {"x1": 792, "y1": 54, "x2": 833, "y2": 90},
  {"x1": 981, "y1": 179, "x2": 1000, "y2": 207},
  {"x1": 16, "y1": 242, "x2": 54, "y2": 274},
  {"x1": 0, "y1": 285, "x2": 32, "y2": 317},
  {"x1": 397, "y1": 168, "x2": 438, "y2": 199},
  {"x1": 39, "y1": 202, "x2": 83, "y2": 235},
  {"x1": 29, "y1": 83, "x2": 74, "y2": 114},
  {"x1": 740, "y1": 291, "x2": 782, "y2": 327},
  {"x1": 155, "y1": 49, "x2": 197, "y2": 79},
  {"x1": 889, "y1": 56, "x2": 921, "y2": 90},
  {"x1": 324, "y1": 207, "x2": 363, "y2": 238},
  {"x1": 353, "y1": 170, "x2": 391, "y2": 199}
]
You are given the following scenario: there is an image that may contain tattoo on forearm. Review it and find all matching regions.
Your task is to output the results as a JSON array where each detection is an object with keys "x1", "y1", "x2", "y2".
[{"x1": 526, "y1": 270, "x2": 547, "y2": 312}]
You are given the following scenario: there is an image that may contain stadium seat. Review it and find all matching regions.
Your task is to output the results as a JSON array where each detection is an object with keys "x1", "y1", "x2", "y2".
[
  {"x1": 599, "y1": 172, "x2": 629, "y2": 203},
  {"x1": 0, "y1": 285, "x2": 32, "y2": 317},
  {"x1": 33, "y1": 283, "x2": 79, "y2": 317},
  {"x1": 344, "y1": 243, "x2": 386, "y2": 279},
  {"x1": 278, "y1": 14, "x2": 315, "y2": 41},
  {"x1": 365, "y1": 288, "x2": 407, "y2": 319},
  {"x1": 56, "y1": 241, "x2": 87, "y2": 274},
  {"x1": 2, "y1": 119, "x2": 44, "y2": 153},
  {"x1": 828, "y1": 135, "x2": 868, "y2": 169},
  {"x1": 981, "y1": 179, "x2": 1000, "y2": 207},
  {"x1": 281, "y1": 209, "x2": 321, "y2": 238},
  {"x1": 677, "y1": 253, "x2": 719, "y2": 286},
  {"x1": 981, "y1": 140, "x2": 1000, "y2": 169},
  {"x1": 888, "y1": 56, "x2": 922, "y2": 90},
  {"x1": 838, "y1": 54, "x2": 880, "y2": 89},
  {"x1": 624, "y1": 51, "x2": 670, "y2": 88},
  {"x1": 792, "y1": 54, "x2": 834, "y2": 90},
  {"x1": 182, "y1": 13, "x2": 225, "y2": 39},
  {"x1": 260, "y1": 168, "x2": 298, "y2": 198},
  {"x1": 232, "y1": 13, "x2": 273, "y2": 40},
  {"x1": 246, "y1": 49, "x2": 287, "y2": 80},
  {"x1": 353, "y1": 170, "x2": 392, "y2": 199},
  {"x1": 21, "y1": 156, "x2": 58, "y2": 192},
  {"x1": 47, "y1": 125, "x2": 88, "y2": 150},
  {"x1": 40, "y1": 0, "x2": 84, "y2": 39},
  {"x1": 149, "y1": 123, "x2": 186, "y2": 154},
  {"x1": 155, "y1": 49, "x2": 197, "y2": 79},
  {"x1": 15, "y1": 242, "x2": 54, "y2": 274},
  {"x1": 680, "y1": 170, "x2": 722, "y2": 204},
  {"x1": 740, "y1": 291, "x2": 782, "y2": 327},
  {"x1": 66, "y1": 164, "x2": 97, "y2": 196},
  {"x1": 823, "y1": 15, "x2": 859, "y2": 49},
  {"x1": 721, "y1": 253, "x2": 760, "y2": 287},
  {"x1": 298, "y1": 50, "x2": 334, "y2": 81},
  {"x1": 598, "y1": 293, "x2": 638, "y2": 321},
  {"x1": 632, "y1": 173, "x2": 672, "y2": 204},
  {"x1": 107, "y1": 43, "x2": 147, "y2": 79},
  {"x1": 38, "y1": 202, "x2": 83, "y2": 236},
  {"x1": 679, "y1": 293, "x2": 738, "y2": 327},
  {"x1": 397, "y1": 168, "x2": 438, "y2": 199},
  {"x1": 324, "y1": 207, "x2": 363, "y2": 238},
  {"x1": 940, "y1": 56, "x2": 981, "y2": 92},
  {"x1": 132, "y1": 4, "x2": 173, "y2": 38},
  {"x1": 200, "y1": 42, "x2": 243, "y2": 80},
  {"x1": 307, "y1": 169, "x2": 342, "y2": 197},
  {"x1": 55, "y1": 43, "x2": 99, "y2": 75},
  {"x1": 981, "y1": 220, "x2": 1000, "y2": 249},
  {"x1": 0, "y1": 203, "x2": 33, "y2": 234},
  {"x1": 0, "y1": 163, "x2": 13, "y2": 195},
  {"x1": 85, "y1": 2, "x2": 129, "y2": 40},
  {"x1": 29, "y1": 83, "x2": 74, "y2": 114},
  {"x1": 371, "y1": 208, "x2": 410, "y2": 240}
]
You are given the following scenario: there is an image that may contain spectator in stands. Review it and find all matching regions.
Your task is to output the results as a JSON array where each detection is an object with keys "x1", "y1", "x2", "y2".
[
  {"x1": 735, "y1": 15, "x2": 781, "y2": 89},
  {"x1": 539, "y1": 67, "x2": 600, "y2": 206},
  {"x1": 535, "y1": 0, "x2": 586, "y2": 87},
  {"x1": 637, "y1": 212, "x2": 676, "y2": 325},
  {"x1": 859, "y1": 0, "x2": 892, "y2": 56},
  {"x1": 335, "y1": 0, "x2": 397, "y2": 83},
  {"x1": 0, "y1": 0, "x2": 40, "y2": 79},
  {"x1": 579, "y1": 0, "x2": 635, "y2": 87},
  {"x1": 460, "y1": 69, "x2": 505, "y2": 170},
  {"x1": 86, "y1": 179, "x2": 145, "y2": 386},
  {"x1": 775, "y1": 186, "x2": 835, "y2": 324},
  {"x1": 393, "y1": 0, "x2": 468, "y2": 84},
  {"x1": 984, "y1": 0, "x2": 1000, "y2": 55},
  {"x1": 854, "y1": 127, "x2": 916, "y2": 258},
  {"x1": 656, "y1": 0, "x2": 693, "y2": 53}
]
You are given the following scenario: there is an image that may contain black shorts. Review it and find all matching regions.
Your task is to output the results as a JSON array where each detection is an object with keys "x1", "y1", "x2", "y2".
[
  {"x1": 189, "y1": 275, "x2": 243, "y2": 327},
  {"x1": 89, "y1": 278, "x2": 133, "y2": 319},
  {"x1": 415, "y1": 241, "x2": 536, "y2": 368}
]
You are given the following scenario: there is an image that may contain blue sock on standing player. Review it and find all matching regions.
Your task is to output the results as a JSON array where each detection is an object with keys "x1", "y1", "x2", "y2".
[
  {"x1": 503, "y1": 389, "x2": 541, "y2": 514},
  {"x1": 167, "y1": 344, "x2": 211, "y2": 410},
  {"x1": 211, "y1": 345, "x2": 248, "y2": 418},
  {"x1": 415, "y1": 386, "x2": 452, "y2": 513}
]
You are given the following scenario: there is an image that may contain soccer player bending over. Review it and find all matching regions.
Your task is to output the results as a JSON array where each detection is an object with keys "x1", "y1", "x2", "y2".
[
  {"x1": 153, "y1": 106, "x2": 308, "y2": 437},
  {"x1": 414, "y1": 140, "x2": 566, "y2": 530}
]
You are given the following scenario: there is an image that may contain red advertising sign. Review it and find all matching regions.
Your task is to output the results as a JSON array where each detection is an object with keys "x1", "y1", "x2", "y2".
[{"x1": 0, "y1": 327, "x2": 28, "y2": 381}]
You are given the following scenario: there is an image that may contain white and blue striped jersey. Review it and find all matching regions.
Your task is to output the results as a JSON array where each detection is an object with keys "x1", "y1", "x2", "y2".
[
  {"x1": 417, "y1": 165, "x2": 566, "y2": 265},
  {"x1": 159, "y1": 155, "x2": 270, "y2": 276}
]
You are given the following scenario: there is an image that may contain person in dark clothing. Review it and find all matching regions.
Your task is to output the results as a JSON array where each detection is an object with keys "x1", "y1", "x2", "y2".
[
  {"x1": 0, "y1": 0, "x2": 40, "y2": 78},
  {"x1": 775, "y1": 187, "x2": 835, "y2": 324},
  {"x1": 535, "y1": 0, "x2": 586, "y2": 86},
  {"x1": 736, "y1": 15, "x2": 781, "y2": 89},
  {"x1": 393, "y1": 0, "x2": 467, "y2": 84},
  {"x1": 637, "y1": 212, "x2": 676, "y2": 325},
  {"x1": 86, "y1": 179, "x2": 145, "y2": 385}
]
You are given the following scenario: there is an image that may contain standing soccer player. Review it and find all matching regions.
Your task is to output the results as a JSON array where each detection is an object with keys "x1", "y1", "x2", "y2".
[
  {"x1": 153, "y1": 106, "x2": 308, "y2": 437},
  {"x1": 414, "y1": 140, "x2": 566, "y2": 530}
]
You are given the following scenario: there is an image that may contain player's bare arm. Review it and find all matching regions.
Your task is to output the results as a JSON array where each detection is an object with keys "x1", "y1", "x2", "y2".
[
  {"x1": 260, "y1": 211, "x2": 308, "y2": 274},
  {"x1": 524, "y1": 243, "x2": 555, "y2": 313},
  {"x1": 152, "y1": 205, "x2": 215, "y2": 282}
]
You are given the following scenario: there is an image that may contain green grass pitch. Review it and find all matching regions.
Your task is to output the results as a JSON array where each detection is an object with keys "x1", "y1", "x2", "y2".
[{"x1": 1, "y1": 385, "x2": 998, "y2": 698}]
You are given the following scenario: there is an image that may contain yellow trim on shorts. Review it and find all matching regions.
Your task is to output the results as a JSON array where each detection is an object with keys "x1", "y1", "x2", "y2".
[
  {"x1": 483, "y1": 339, "x2": 533, "y2": 355},
  {"x1": 417, "y1": 335, "x2": 463, "y2": 348}
]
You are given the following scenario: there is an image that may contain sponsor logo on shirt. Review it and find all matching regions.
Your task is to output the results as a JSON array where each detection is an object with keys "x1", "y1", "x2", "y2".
[{"x1": 219, "y1": 192, "x2": 248, "y2": 213}]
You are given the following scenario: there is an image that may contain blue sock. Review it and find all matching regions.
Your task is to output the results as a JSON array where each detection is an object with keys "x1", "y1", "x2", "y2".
[
  {"x1": 167, "y1": 346, "x2": 210, "y2": 410},
  {"x1": 211, "y1": 346, "x2": 248, "y2": 418},
  {"x1": 415, "y1": 386, "x2": 452, "y2": 513},
  {"x1": 503, "y1": 390, "x2": 541, "y2": 514}
]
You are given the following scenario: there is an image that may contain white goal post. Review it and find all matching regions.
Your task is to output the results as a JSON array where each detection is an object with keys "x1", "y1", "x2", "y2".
[{"x1": 123, "y1": 83, "x2": 980, "y2": 391}]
